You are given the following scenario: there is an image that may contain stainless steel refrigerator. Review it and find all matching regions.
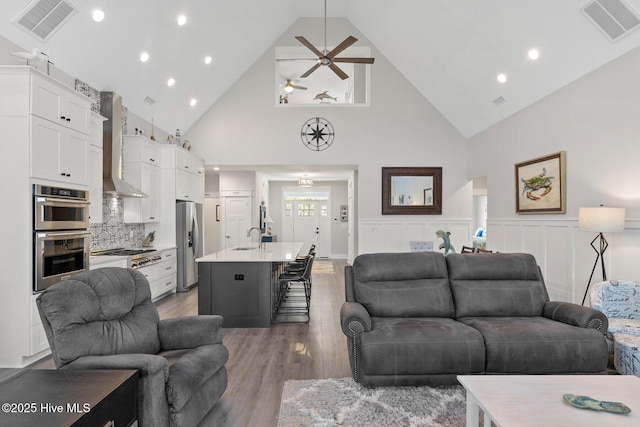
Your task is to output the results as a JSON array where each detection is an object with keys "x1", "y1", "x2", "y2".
[{"x1": 176, "y1": 201, "x2": 201, "y2": 292}]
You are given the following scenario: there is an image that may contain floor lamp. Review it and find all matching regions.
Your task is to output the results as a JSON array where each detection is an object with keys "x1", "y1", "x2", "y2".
[{"x1": 578, "y1": 206, "x2": 626, "y2": 305}]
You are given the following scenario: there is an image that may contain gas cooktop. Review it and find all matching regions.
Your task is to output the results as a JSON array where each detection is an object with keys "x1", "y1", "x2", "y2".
[{"x1": 91, "y1": 248, "x2": 157, "y2": 257}]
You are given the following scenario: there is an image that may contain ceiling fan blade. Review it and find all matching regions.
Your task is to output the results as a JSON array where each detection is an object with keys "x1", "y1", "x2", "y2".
[
  {"x1": 333, "y1": 57, "x2": 375, "y2": 64},
  {"x1": 328, "y1": 62, "x2": 349, "y2": 80},
  {"x1": 295, "y1": 36, "x2": 324, "y2": 58},
  {"x1": 326, "y1": 36, "x2": 358, "y2": 58},
  {"x1": 293, "y1": 85, "x2": 308, "y2": 90},
  {"x1": 300, "y1": 62, "x2": 322, "y2": 78},
  {"x1": 276, "y1": 58, "x2": 318, "y2": 62}
]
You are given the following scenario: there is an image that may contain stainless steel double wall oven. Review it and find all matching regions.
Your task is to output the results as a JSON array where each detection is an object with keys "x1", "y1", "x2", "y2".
[{"x1": 33, "y1": 184, "x2": 91, "y2": 292}]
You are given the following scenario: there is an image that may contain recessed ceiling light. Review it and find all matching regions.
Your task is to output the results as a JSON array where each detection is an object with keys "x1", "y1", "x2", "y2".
[
  {"x1": 140, "y1": 52, "x2": 150, "y2": 62},
  {"x1": 190, "y1": 98, "x2": 197, "y2": 107},
  {"x1": 213, "y1": 167, "x2": 220, "y2": 171},
  {"x1": 204, "y1": 55, "x2": 213, "y2": 65},
  {"x1": 167, "y1": 78, "x2": 176, "y2": 87},
  {"x1": 497, "y1": 73, "x2": 507, "y2": 83},
  {"x1": 528, "y1": 49, "x2": 540, "y2": 60},
  {"x1": 92, "y1": 9, "x2": 105, "y2": 22},
  {"x1": 177, "y1": 15, "x2": 187, "y2": 26}
]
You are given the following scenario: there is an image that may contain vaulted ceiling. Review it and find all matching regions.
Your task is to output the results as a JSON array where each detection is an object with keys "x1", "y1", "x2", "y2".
[{"x1": 2, "y1": 0, "x2": 640, "y2": 139}]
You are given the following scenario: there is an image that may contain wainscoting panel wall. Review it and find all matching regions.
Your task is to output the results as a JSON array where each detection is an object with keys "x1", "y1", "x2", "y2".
[
  {"x1": 487, "y1": 219, "x2": 639, "y2": 304},
  {"x1": 359, "y1": 219, "x2": 472, "y2": 255}
]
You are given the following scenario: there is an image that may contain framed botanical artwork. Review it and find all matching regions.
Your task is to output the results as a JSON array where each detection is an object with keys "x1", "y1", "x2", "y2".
[
  {"x1": 382, "y1": 167, "x2": 442, "y2": 215},
  {"x1": 515, "y1": 151, "x2": 566, "y2": 214}
]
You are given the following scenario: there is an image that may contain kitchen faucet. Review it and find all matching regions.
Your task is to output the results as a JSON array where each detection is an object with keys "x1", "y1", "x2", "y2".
[{"x1": 247, "y1": 227, "x2": 263, "y2": 250}]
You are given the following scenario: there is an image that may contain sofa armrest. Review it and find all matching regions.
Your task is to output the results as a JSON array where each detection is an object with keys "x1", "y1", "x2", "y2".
[
  {"x1": 64, "y1": 353, "x2": 168, "y2": 379},
  {"x1": 158, "y1": 315, "x2": 224, "y2": 351},
  {"x1": 340, "y1": 302, "x2": 372, "y2": 336},
  {"x1": 542, "y1": 301, "x2": 609, "y2": 334}
]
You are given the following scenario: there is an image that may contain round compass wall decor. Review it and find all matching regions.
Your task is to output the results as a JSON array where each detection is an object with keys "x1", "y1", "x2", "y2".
[{"x1": 301, "y1": 117, "x2": 335, "y2": 151}]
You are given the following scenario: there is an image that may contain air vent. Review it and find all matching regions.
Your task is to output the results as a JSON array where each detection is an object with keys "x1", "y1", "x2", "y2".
[
  {"x1": 492, "y1": 96, "x2": 506, "y2": 106},
  {"x1": 582, "y1": 0, "x2": 640, "y2": 41},
  {"x1": 12, "y1": 0, "x2": 76, "y2": 41},
  {"x1": 143, "y1": 96, "x2": 156, "y2": 105}
]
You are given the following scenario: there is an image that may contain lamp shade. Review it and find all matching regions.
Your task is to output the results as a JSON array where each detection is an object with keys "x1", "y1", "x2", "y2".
[
  {"x1": 578, "y1": 207, "x2": 625, "y2": 232},
  {"x1": 265, "y1": 216, "x2": 274, "y2": 224}
]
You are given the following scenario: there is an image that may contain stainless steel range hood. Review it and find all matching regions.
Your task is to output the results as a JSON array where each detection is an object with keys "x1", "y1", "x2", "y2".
[{"x1": 100, "y1": 92, "x2": 147, "y2": 198}]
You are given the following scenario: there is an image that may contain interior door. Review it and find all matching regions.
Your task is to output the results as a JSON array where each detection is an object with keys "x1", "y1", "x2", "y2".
[
  {"x1": 223, "y1": 196, "x2": 251, "y2": 249},
  {"x1": 292, "y1": 201, "x2": 331, "y2": 257}
]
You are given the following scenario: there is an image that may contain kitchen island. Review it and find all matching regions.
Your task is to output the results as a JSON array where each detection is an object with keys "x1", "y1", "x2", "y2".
[{"x1": 196, "y1": 242, "x2": 303, "y2": 327}]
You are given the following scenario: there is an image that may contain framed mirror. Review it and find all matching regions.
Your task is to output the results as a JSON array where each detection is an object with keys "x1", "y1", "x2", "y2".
[{"x1": 382, "y1": 167, "x2": 442, "y2": 215}]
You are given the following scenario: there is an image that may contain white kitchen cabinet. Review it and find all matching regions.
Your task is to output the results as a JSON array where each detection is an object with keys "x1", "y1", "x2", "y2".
[
  {"x1": 31, "y1": 72, "x2": 91, "y2": 135},
  {"x1": 123, "y1": 136, "x2": 161, "y2": 223},
  {"x1": 89, "y1": 113, "x2": 106, "y2": 223},
  {"x1": 164, "y1": 145, "x2": 204, "y2": 203},
  {"x1": 31, "y1": 115, "x2": 89, "y2": 186},
  {"x1": 135, "y1": 248, "x2": 177, "y2": 300},
  {"x1": 0, "y1": 66, "x2": 94, "y2": 367},
  {"x1": 123, "y1": 135, "x2": 160, "y2": 166}
]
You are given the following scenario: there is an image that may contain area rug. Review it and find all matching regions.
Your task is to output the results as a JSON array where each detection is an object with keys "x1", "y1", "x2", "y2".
[
  {"x1": 277, "y1": 377, "x2": 466, "y2": 427},
  {"x1": 312, "y1": 260, "x2": 334, "y2": 274}
]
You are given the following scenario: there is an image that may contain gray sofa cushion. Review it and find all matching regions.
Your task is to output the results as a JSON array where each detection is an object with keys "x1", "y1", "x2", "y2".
[
  {"x1": 37, "y1": 268, "x2": 160, "y2": 367},
  {"x1": 460, "y1": 316, "x2": 609, "y2": 374},
  {"x1": 359, "y1": 317, "x2": 485, "y2": 376},
  {"x1": 447, "y1": 253, "x2": 548, "y2": 317},
  {"x1": 352, "y1": 252, "x2": 454, "y2": 317}
]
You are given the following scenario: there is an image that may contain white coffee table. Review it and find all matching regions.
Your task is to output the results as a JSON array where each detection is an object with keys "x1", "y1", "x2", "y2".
[{"x1": 458, "y1": 375, "x2": 640, "y2": 426}]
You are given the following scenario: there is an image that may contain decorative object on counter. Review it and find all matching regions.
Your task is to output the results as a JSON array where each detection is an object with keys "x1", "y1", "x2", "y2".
[
  {"x1": 143, "y1": 231, "x2": 155, "y2": 247},
  {"x1": 11, "y1": 48, "x2": 52, "y2": 74},
  {"x1": 436, "y1": 229, "x2": 456, "y2": 255},
  {"x1": 134, "y1": 127, "x2": 144, "y2": 135},
  {"x1": 301, "y1": 117, "x2": 334, "y2": 151},
  {"x1": 515, "y1": 151, "x2": 566, "y2": 214},
  {"x1": 175, "y1": 128, "x2": 181, "y2": 145},
  {"x1": 167, "y1": 134, "x2": 174, "y2": 144},
  {"x1": 563, "y1": 394, "x2": 631, "y2": 414},
  {"x1": 314, "y1": 91, "x2": 337, "y2": 102}
]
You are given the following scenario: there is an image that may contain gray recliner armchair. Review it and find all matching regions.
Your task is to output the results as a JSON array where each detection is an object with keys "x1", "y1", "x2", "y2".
[{"x1": 36, "y1": 267, "x2": 229, "y2": 427}]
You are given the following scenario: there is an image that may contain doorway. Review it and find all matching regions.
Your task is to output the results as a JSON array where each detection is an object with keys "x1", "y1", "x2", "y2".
[
  {"x1": 281, "y1": 189, "x2": 331, "y2": 257},
  {"x1": 221, "y1": 194, "x2": 252, "y2": 249}
]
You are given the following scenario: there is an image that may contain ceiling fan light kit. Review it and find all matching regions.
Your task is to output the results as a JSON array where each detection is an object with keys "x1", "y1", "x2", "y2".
[{"x1": 295, "y1": 0, "x2": 375, "y2": 80}]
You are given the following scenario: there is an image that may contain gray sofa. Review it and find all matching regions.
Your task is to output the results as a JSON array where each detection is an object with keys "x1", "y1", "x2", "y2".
[
  {"x1": 340, "y1": 252, "x2": 609, "y2": 387},
  {"x1": 37, "y1": 267, "x2": 228, "y2": 427}
]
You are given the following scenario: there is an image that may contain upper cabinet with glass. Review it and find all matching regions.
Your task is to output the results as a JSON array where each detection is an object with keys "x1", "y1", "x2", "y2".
[{"x1": 275, "y1": 46, "x2": 371, "y2": 106}]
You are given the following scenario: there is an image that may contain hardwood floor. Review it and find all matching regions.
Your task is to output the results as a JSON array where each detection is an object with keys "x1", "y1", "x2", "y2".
[{"x1": 31, "y1": 259, "x2": 352, "y2": 427}]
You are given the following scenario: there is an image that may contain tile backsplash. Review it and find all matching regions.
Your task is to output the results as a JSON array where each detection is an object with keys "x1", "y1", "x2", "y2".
[{"x1": 90, "y1": 195, "x2": 145, "y2": 250}]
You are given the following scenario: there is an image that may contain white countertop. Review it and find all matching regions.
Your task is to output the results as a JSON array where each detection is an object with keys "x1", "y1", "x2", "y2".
[{"x1": 196, "y1": 242, "x2": 304, "y2": 263}]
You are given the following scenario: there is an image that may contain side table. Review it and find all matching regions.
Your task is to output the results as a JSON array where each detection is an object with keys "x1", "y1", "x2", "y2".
[{"x1": 0, "y1": 369, "x2": 138, "y2": 427}]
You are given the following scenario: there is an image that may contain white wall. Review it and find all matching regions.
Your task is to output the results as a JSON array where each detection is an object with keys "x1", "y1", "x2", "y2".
[
  {"x1": 468, "y1": 45, "x2": 640, "y2": 303},
  {"x1": 185, "y1": 18, "x2": 471, "y2": 255}
]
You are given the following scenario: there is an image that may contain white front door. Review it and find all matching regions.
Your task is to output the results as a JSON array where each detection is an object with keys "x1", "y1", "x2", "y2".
[
  {"x1": 223, "y1": 196, "x2": 251, "y2": 249},
  {"x1": 281, "y1": 199, "x2": 331, "y2": 257}
]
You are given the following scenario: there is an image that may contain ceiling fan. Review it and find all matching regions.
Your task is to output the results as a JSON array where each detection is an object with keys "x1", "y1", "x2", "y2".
[
  {"x1": 282, "y1": 79, "x2": 308, "y2": 93},
  {"x1": 294, "y1": 0, "x2": 375, "y2": 80}
]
